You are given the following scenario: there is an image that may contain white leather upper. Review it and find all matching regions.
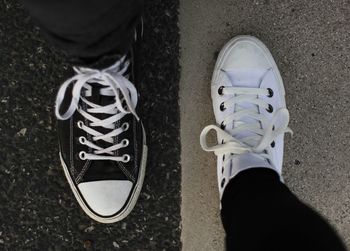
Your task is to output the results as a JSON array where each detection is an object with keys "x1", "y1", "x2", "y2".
[
  {"x1": 220, "y1": 40, "x2": 271, "y2": 69},
  {"x1": 209, "y1": 36, "x2": 289, "y2": 197}
]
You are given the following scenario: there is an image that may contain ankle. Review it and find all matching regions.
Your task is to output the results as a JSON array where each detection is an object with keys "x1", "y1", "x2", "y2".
[{"x1": 221, "y1": 167, "x2": 281, "y2": 204}]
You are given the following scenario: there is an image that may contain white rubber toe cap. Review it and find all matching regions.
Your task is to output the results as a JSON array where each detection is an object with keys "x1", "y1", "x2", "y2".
[
  {"x1": 78, "y1": 180, "x2": 133, "y2": 217},
  {"x1": 222, "y1": 36, "x2": 271, "y2": 70}
]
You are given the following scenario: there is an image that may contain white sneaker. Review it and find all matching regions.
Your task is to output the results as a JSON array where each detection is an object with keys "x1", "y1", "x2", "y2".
[{"x1": 200, "y1": 36, "x2": 292, "y2": 199}]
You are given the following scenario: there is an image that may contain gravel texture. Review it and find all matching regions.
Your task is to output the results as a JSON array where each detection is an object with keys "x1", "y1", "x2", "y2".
[
  {"x1": 179, "y1": 0, "x2": 350, "y2": 250},
  {"x1": 0, "y1": 0, "x2": 181, "y2": 250}
]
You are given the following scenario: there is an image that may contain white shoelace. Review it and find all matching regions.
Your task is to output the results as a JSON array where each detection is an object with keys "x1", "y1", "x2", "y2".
[
  {"x1": 55, "y1": 56, "x2": 138, "y2": 163},
  {"x1": 200, "y1": 86, "x2": 292, "y2": 166}
]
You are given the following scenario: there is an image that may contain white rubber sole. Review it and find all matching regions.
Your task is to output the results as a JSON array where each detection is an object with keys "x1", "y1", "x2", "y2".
[
  {"x1": 212, "y1": 35, "x2": 285, "y2": 97},
  {"x1": 59, "y1": 125, "x2": 148, "y2": 224}
]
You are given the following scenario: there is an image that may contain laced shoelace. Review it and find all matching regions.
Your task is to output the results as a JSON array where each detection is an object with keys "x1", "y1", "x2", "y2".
[
  {"x1": 55, "y1": 56, "x2": 138, "y2": 163},
  {"x1": 200, "y1": 86, "x2": 292, "y2": 166}
]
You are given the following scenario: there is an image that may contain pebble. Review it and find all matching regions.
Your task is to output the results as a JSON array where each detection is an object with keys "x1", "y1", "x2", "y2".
[
  {"x1": 84, "y1": 226, "x2": 94, "y2": 233},
  {"x1": 83, "y1": 240, "x2": 93, "y2": 250},
  {"x1": 16, "y1": 128, "x2": 27, "y2": 136}
]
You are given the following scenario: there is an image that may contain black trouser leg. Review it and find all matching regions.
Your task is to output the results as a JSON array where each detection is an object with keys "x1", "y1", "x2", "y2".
[
  {"x1": 221, "y1": 168, "x2": 347, "y2": 251},
  {"x1": 23, "y1": 0, "x2": 143, "y2": 65}
]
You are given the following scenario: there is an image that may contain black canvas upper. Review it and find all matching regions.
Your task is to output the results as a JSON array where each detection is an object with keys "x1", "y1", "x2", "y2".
[{"x1": 57, "y1": 26, "x2": 145, "y2": 186}]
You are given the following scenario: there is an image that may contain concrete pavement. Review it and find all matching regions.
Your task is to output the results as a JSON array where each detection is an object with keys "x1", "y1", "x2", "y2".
[{"x1": 179, "y1": 0, "x2": 350, "y2": 250}]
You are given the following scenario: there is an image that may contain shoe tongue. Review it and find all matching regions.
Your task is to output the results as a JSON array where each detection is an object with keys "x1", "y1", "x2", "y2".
[
  {"x1": 230, "y1": 153, "x2": 275, "y2": 176},
  {"x1": 84, "y1": 82, "x2": 117, "y2": 149},
  {"x1": 83, "y1": 83, "x2": 128, "y2": 181},
  {"x1": 224, "y1": 69, "x2": 267, "y2": 145},
  {"x1": 86, "y1": 82, "x2": 115, "y2": 107},
  {"x1": 78, "y1": 56, "x2": 134, "y2": 182}
]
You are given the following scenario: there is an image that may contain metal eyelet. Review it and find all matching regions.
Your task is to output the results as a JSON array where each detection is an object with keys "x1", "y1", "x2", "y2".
[
  {"x1": 77, "y1": 121, "x2": 84, "y2": 129},
  {"x1": 218, "y1": 86, "x2": 224, "y2": 95},
  {"x1": 122, "y1": 154, "x2": 131, "y2": 163},
  {"x1": 220, "y1": 121, "x2": 226, "y2": 129},
  {"x1": 221, "y1": 178, "x2": 226, "y2": 188},
  {"x1": 271, "y1": 141, "x2": 275, "y2": 148},
  {"x1": 122, "y1": 139, "x2": 129, "y2": 147},
  {"x1": 266, "y1": 104, "x2": 273, "y2": 113},
  {"x1": 122, "y1": 122, "x2": 129, "y2": 131},
  {"x1": 79, "y1": 151, "x2": 87, "y2": 160},
  {"x1": 267, "y1": 88, "x2": 274, "y2": 97},
  {"x1": 78, "y1": 136, "x2": 86, "y2": 145},
  {"x1": 220, "y1": 102, "x2": 226, "y2": 111}
]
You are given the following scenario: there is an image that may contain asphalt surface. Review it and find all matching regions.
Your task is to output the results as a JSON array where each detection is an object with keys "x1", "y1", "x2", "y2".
[{"x1": 0, "y1": 1, "x2": 181, "y2": 250}]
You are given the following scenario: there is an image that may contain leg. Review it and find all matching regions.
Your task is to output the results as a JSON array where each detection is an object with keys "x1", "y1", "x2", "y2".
[
  {"x1": 23, "y1": 0, "x2": 143, "y2": 65},
  {"x1": 221, "y1": 168, "x2": 347, "y2": 251}
]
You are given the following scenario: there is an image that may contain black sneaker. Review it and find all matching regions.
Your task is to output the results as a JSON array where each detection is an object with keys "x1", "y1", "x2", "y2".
[{"x1": 54, "y1": 30, "x2": 147, "y2": 223}]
